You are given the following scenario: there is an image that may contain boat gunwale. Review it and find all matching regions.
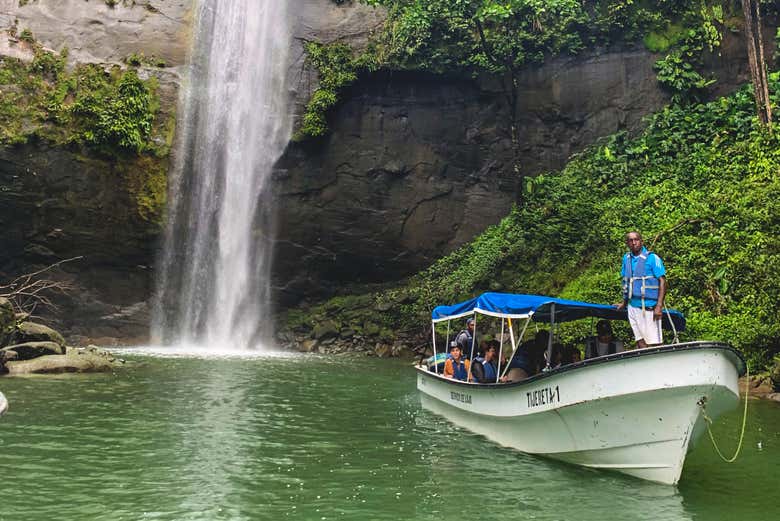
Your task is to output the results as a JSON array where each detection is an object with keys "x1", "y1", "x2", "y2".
[{"x1": 416, "y1": 340, "x2": 746, "y2": 389}]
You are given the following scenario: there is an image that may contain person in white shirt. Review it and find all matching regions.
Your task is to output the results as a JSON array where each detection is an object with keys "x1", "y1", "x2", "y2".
[{"x1": 585, "y1": 320, "x2": 624, "y2": 359}]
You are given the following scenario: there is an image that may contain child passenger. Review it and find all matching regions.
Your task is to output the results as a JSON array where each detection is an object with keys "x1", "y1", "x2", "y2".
[{"x1": 443, "y1": 342, "x2": 470, "y2": 381}]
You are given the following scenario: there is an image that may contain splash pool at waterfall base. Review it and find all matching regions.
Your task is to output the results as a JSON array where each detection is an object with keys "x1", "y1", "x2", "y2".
[{"x1": 0, "y1": 351, "x2": 778, "y2": 521}]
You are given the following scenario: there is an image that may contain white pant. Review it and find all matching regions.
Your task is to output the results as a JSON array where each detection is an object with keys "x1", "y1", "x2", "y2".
[{"x1": 627, "y1": 305, "x2": 663, "y2": 345}]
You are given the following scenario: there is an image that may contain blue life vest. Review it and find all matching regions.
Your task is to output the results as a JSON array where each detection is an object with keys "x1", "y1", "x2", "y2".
[
  {"x1": 451, "y1": 360, "x2": 469, "y2": 381},
  {"x1": 622, "y1": 251, "x2": 660, "y2": 305},
  {"x1": 482, "y1": 360, "x2": 497, "y2": 381}
]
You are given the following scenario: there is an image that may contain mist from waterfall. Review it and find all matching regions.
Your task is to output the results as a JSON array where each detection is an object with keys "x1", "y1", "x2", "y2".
[{"x1": 152, "y1": 0, "x2": 293, "y2": 349}]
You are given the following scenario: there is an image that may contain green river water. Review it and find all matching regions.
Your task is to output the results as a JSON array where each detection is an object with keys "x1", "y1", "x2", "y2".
[{"x1": 0, "y1": 350, "x2": 777, "y2": 521}]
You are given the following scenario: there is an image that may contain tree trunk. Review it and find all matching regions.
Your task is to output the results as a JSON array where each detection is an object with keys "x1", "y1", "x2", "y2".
[{"x1": 743, "y1": 0, "x2": 772, "y2": 127}]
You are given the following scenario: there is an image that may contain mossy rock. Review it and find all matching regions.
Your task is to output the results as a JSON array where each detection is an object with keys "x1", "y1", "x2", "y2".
[
  {"x1": 770, "y1": 358, "x2": 780, "y2": 392},
  {"x1": 2, "y1": 342, "x2": 63, "y2": 360},
  {"x1": 379, "y1": 328, "x2": 395, "y2": 342},
  {"x1": 363, "y1": 322, "x2": 381, "y2": 336},
  {"x1": 313, "y1": 320, "x2": 339, "y2": 340},
  {"x1": 0, "y1": 298, "x2": 14, "y2": 332},
  {"x1": 12, "y1": 322, "x2": 66, "y2": 347}
]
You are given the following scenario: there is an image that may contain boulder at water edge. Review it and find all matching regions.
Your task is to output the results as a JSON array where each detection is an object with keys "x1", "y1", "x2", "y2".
[
  {"x1": 10, "y1": 322, "x2": 66, "y2": 347},
  {"x1": 1, "y1": 342, "x2": 64, "y2": 360},
  {"x1": 5, "y1": 352, "x2": 116, "y2": 375}
]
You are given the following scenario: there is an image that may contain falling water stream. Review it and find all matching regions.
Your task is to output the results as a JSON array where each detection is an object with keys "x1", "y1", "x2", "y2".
[{"x1": 153, "y1": 0, "x2": 293, "y2": 349}]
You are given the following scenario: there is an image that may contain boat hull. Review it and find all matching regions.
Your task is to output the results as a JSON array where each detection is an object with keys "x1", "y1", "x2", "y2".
[
  {"x1": 0, "y1": 391, "x2": 7, "y2": 417},
  {"x1": 416, "y1": 342, "x2": 743, "y2": 484}
]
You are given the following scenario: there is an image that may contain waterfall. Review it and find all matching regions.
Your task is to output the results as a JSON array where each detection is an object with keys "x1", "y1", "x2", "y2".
[{"x1": 152, "y1": 0, "x2": 293, "y2": 349}]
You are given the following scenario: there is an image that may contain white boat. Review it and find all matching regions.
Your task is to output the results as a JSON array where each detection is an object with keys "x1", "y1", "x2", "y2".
[
  {"x1": 0, "y1": 391, "x2": 7, "y2": 417},
  {"x1": 416, "y1": 293, "x2": 745, "y2": 485}
]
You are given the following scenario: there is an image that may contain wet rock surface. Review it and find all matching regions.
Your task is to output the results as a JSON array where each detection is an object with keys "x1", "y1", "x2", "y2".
[
  {"x1": 1, "y1": 341, "x2": 63, "y2": 360},
  {"x1": 0, "y1": 308, "x2": 119, "y2": 375},
  {"x1": 4, "y1": 350, "x2": 117, "y2": 375},
  {"x1": 10, "y1": 321, "x2": 66, "y2": 347},
  {"x1": 0, "y1": 0, "x2": 192, "y2": 67}
]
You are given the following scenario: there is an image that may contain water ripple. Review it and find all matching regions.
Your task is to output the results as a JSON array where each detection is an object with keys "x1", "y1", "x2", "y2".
[{"x1": 0, "y1": 353, "x2": 777, "y2": 520}]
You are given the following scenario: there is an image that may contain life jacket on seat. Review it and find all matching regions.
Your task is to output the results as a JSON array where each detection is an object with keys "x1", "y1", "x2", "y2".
[
  {"x1": 622, "y1": 250, "x2": 660, "y2": 306},
  {"x1": 427, "y1": 352, "x2": 448, "y2": 373}
]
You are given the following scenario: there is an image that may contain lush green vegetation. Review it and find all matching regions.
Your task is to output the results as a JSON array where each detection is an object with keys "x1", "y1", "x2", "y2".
[
  {"x1": 0, "y1": 29, "x2": 169, "y2": 222},
  {"x1": 290, "y1": 74, "x2": 780, "y2": 368},
  {"x1": 297, "y1": 42, "x2": 367, "y2": 139},
  {"x1": 303, "y1": 0, "x2": 744, "y2": 138},
  {"x1": 0, "y1": 40, "x2": 160, "y2": 154}
]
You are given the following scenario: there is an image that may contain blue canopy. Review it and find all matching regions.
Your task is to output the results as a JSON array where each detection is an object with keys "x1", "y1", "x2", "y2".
[{"x1": 431, "y1": 292, "x2": 685, "y2": 331}]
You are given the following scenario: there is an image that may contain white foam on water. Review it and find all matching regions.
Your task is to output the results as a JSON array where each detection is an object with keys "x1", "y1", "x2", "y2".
[{"x1": 111, "y1": 344, "x2": 301, "y2": 360}]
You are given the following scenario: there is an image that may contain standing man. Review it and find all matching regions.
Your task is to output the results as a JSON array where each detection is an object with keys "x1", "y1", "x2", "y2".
[
  {"x1": 616, "y1": 231, "x2": 667, "y2": 349},
  {"x1": 454, "y1": 317, "x2": 477, "y2": 359}
]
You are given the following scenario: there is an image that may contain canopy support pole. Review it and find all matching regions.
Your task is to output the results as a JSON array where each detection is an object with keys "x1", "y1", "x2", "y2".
[
  {"x1": 496, "y1": 318, "x2": 505, "y2": 383},
  {"x1": 431, "y1": 320, "x2": 438, "y2": 374},
  {"x1": 445, "y1": 320, "x2": 451, "y2": 352},
  {"x1": 501, "y1": 318, "x2": 516, "y2": 380},
  {"x1": 544, "y1": 303, "x2": 555, "y2": 372},
  {"x1": 467, "y1": 314, "x2": 477, "y2": 382},
  {"x1": 501, "y1": 317, "x2": 530, "y2": 379}
]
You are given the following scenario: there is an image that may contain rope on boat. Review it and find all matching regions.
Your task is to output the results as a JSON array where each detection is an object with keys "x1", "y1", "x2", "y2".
[
  {"x1": 700, "y1": 364, "x2": 750, "y2": 463},
  {"x1": 663, "y1": 306, "x2": 680, "y2": 344}
]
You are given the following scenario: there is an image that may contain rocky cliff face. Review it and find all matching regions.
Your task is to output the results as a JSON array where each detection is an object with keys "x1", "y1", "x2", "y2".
[
  {"x1": 0, "y1": 0, "x2": 766, "y2": 341},
  {"x1": 272, "y1": 26, "x2": 758, "y2": 303},
  {"x1": 0, "y1": 0, "x2": 192, "y2": 65},
  {"x1": 0, "y1": 0, "x2": 192, "y2": 343}
]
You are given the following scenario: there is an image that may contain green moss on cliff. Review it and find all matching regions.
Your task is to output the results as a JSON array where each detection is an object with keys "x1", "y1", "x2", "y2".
[
  {"x1": 0, "y1": 31, "x2": 171, "y2": 224},
  {"x1": 296, "y1": 41, "x2": 379, "y2": 140},
  {"x1": 643, "y1": 23, "x2": 685, "y2": 53},
  {"x1": 0, "y1": 33, "x2": 164, "y2": 155},
  {"x1": 121, "y1": 155, "x2": 168, "y2": 224}
]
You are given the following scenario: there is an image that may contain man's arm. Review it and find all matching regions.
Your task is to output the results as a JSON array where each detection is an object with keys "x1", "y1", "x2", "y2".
[
  {"x1": 443, "y1": 358, "x2": 454, "y2": 377},
  {"x1": 615, "y1": 253, "x2": 628, "y2": 310},
  {"x1": 653, "y1": 276, "x2": 667, "y2": 320}
]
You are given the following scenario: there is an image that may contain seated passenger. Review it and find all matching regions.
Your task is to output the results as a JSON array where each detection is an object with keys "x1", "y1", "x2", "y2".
[
  {"x1": 515, "y1": 330, "x2": 549, "y2": 375},
  {"x1": 546, "y1": 343, "x2": 565, "y2": 369},
  {"x1": 506, "y1": 330, "x2": 550, "y2": 382},
  {"x1": 471, "y1": 342, "x2": 507, "y2": 383},
  {"x1": 443, "y1": 343, "x2": 470, "y2": 381},
  {"x1": 563, "y1": 344, "x2": 582, "y2": 364},
  {"x1": 585, "y1": 320, "x2": 624, "y2": 359}
]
